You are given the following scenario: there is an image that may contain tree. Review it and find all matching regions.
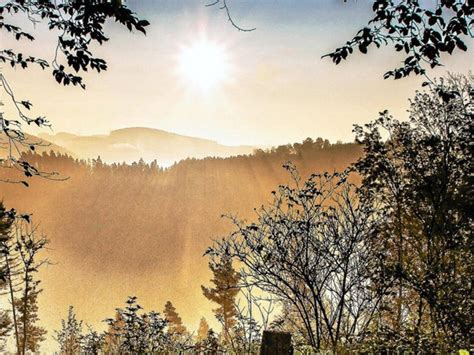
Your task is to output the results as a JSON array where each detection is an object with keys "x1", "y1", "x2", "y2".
[
  {"x1": 197, "y1": 317, "x2": 210, "y2": 342},
  {"x1": 163, "y1": 301, "x2": 191, "y2": 351},
  {"x1": 0, "y1": 202, "x2": 14, "y2": 288},
  {"x1": 1, "y1": 0, "x2": 149, "y2": 87},
  {"x1": 0, "y1": 0, "x2": 149, "y2": 183},
  {"x1": 55, "y1": 306, "x2": 83, "y2": 355},
  {"x1": 14, "y1": 275, "x2": 46, "y2": 355},
  {"x1": 353, "y1": 73, "x2": 473, "y2": 351},
  {"x1": 81, "y1": 327, "x2": 104, "y2": 355},
  {"x1": 232, "y1": 291, "x2": 263, "y2": 354},
  {"x1": 202, "y1": 256, "x2": 240, "y2": 347},
  {"x1": 0, "y1": 210, "x2": 48, "y2": 355},
  {"x1": 0, "y1": 202, "x2": 19, "y2": 352},
  {"x1": 163, "y1": 301, "x2": 187, "y2": 336},
  {"x1": 102, "y1": 310, "x2": 125, "y2": 354},
  {"x1": 206, "y1": 164, "x2": 384, "y2": 352},
  {"x1": 104, "y1": 296, "x2": 169, "y2": 353},
  {"x1": 200, "y1": 328, "x2": 221, "y2": 355},
  {"x1": 11, "y1": 219, "x2": 48, "y2": 355},
  {"x1": 325, "y1": 0, "x2": 473, "y2": 79},
  {"x1": 211, "y1": 0, "x2": 472, "y2": 80},
  {"x1": 270, "y1": 301, "x2": 311, "y2": 351}
]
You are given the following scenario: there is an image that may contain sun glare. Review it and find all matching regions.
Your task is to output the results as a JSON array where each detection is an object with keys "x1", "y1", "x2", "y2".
[{"x1": 178, "y1": 39, "x2": 231, "y2": 92}]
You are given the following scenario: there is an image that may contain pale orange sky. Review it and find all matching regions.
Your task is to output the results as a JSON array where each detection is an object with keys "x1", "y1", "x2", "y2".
[{"x1": 1, "y1": 0, "x2": 473, "y2": 147}]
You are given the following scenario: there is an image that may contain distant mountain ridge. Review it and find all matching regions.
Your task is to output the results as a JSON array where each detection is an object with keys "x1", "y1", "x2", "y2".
[
  {"x1": 0, "y1": 133, "x2": 74, "y2": 157},
  {"x1": 39, "y1": 127, "x2": 255, "y2": 166}
]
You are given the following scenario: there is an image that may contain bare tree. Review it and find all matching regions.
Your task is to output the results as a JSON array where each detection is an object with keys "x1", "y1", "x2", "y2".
[
  {"x1": 206, "y1": 164, "x2": 384, "y2": 352},
  {"x1": 0, "y1": 215, "x2": 49, "y2": 354},
  {"x1": 232, "y1": 287, "x2": 276, "y2": 354}
]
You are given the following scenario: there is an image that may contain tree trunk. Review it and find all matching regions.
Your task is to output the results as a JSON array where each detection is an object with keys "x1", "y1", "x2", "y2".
[{"x1": 5, "y1": 255, "x2": 20, "y2": 355}]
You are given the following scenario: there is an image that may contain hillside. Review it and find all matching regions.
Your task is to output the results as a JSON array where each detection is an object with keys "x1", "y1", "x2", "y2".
[
  {"x1": 0, "y1": 139, "x2": 362, "y2": 339},
  {"x1": 39, "y1": 127, "x2": 255, "y2": 166},
  {"x1": 0, "y1": 133, "x2": 74, "y2": 157}
]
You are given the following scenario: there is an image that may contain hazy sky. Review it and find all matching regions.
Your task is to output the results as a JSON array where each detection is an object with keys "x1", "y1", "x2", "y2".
[{"x1": 2, "y1": 0, "x2": 472, "y2": 146}]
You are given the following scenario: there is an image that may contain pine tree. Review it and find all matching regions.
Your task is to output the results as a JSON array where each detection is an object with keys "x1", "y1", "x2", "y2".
[
  {"x1": 55, "y1": 306, "x2": 83, "y2": 355},
  {"x1": 163, "y1": 301, "x2": 187, "y2": 335},
  {"x1": 201, "y1": 257, "x2": 240, "y2": 345},
  {"x1": 197, "y1": 317, "x2": 210, "y2": 342},
  {"x1": 14, "y1": 281, "x2": 47, "y2": 354}
]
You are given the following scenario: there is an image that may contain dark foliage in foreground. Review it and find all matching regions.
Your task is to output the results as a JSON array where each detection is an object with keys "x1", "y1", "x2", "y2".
[
  {"x1": 325, "y1": 0, "x2": 473, "y2": 79},
  {"x1": 1, "y1": 0, "x2": 148, "y2": 185},
  {"x1": 207, "y1": 74, "x2": 473, "y2": 352}
]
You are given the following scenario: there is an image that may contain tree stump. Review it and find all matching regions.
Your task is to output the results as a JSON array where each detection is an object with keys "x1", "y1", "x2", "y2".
[{"x1": 259, "y1": 331, "x2": 293, "y2": 355}]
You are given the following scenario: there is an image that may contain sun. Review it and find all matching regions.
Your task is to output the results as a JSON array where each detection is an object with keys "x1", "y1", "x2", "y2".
[{"x1": 178, "y1": 39, "x2": 231, "y2": 92}]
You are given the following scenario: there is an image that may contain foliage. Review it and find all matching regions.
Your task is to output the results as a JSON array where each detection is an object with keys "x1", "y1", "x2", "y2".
[
  {"x1": 55, "y1": 306, "x2": 83, "y2": 355},
  {"x1": 104, "y1": 296, "x2": 169, "y2": 353},
  {"x1": 0, "y1": 310, "x2": 12, "y2": 351},
  {"x1": 163, "y1": 300, "x2": 187, "y2": 336},
  {"x1": 206, "y1": 163, "x2": 384, "y2": 351},
  {"x1": 199, "y1": 328, "x2": 221, "y2": 354},
  {"x1": 162, "y1": 301, "x2": 193, "y2": 351},
  {"x1": 81, "y1": 327, "x2": 104, "y2": 355},
  {"x1": 197, "y1": 317, "x2": 210, "y2": 342},
  {"x1": 202, "y1": 256, "x2": 240, "y2": 347},
  {"x1": 324, "y1": 0, "x2": 473, "y2": 79},
  {"x1": 1, "y1": 207, "x2": 49, "y2": 354},
  {"x1": 201, "y1": 74, "x2": 473, "y2": 352},
  {"x1": 0, "y1": 0, "x2": 149, "y2": 88},
  {"x1": 0, "y1": 0, "x2": 148, "y2": 184},
  {"x1": 0, "y1": 216, "x2": 49, "y2": 355},
  {"x1": 14, "y1": 226, "x2": 48, "y2": 354},
  {"x1": 353, "y1": 73, "x2": 473, "y2": 351}
]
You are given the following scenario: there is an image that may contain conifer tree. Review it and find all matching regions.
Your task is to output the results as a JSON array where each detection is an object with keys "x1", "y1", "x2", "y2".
[
  {"x1": 197, "y1": 317, "x2": 210, "y2": 342},
  {"x1": 201, "y1": 328, "x2": 220, "y2": 354},
  {"x1": 105, "y1": 296, "x2": 168, "y2": 353},
  {"x1": 202, "y1": 257, "x2": 240, "y2": 346},
  {"x1": 163, "y1": 301, "x2": 187, "y2": 336},
  {"x1": 55, "y1": 306, "x2": 83, "y2": 355},
  {"x1": 14, "y1": 280, "x2": 46, "y2": 354}
]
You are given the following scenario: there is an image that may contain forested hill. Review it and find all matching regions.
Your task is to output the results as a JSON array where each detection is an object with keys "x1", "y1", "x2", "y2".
[
  {"x1": 39, "y1": 127, "x2": 255, "y2": 166},
  {"x1": 0, "y1": 138, "x2": 362, "y2": 335}
]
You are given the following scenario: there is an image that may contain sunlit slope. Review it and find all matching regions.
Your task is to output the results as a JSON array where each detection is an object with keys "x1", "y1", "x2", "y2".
[
  {"x1": 0, "y1": 133, "x2": 74, "y2": 158},
  {"x1": 0, "y1": 140, "x2": 362, "y2": 346}
]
